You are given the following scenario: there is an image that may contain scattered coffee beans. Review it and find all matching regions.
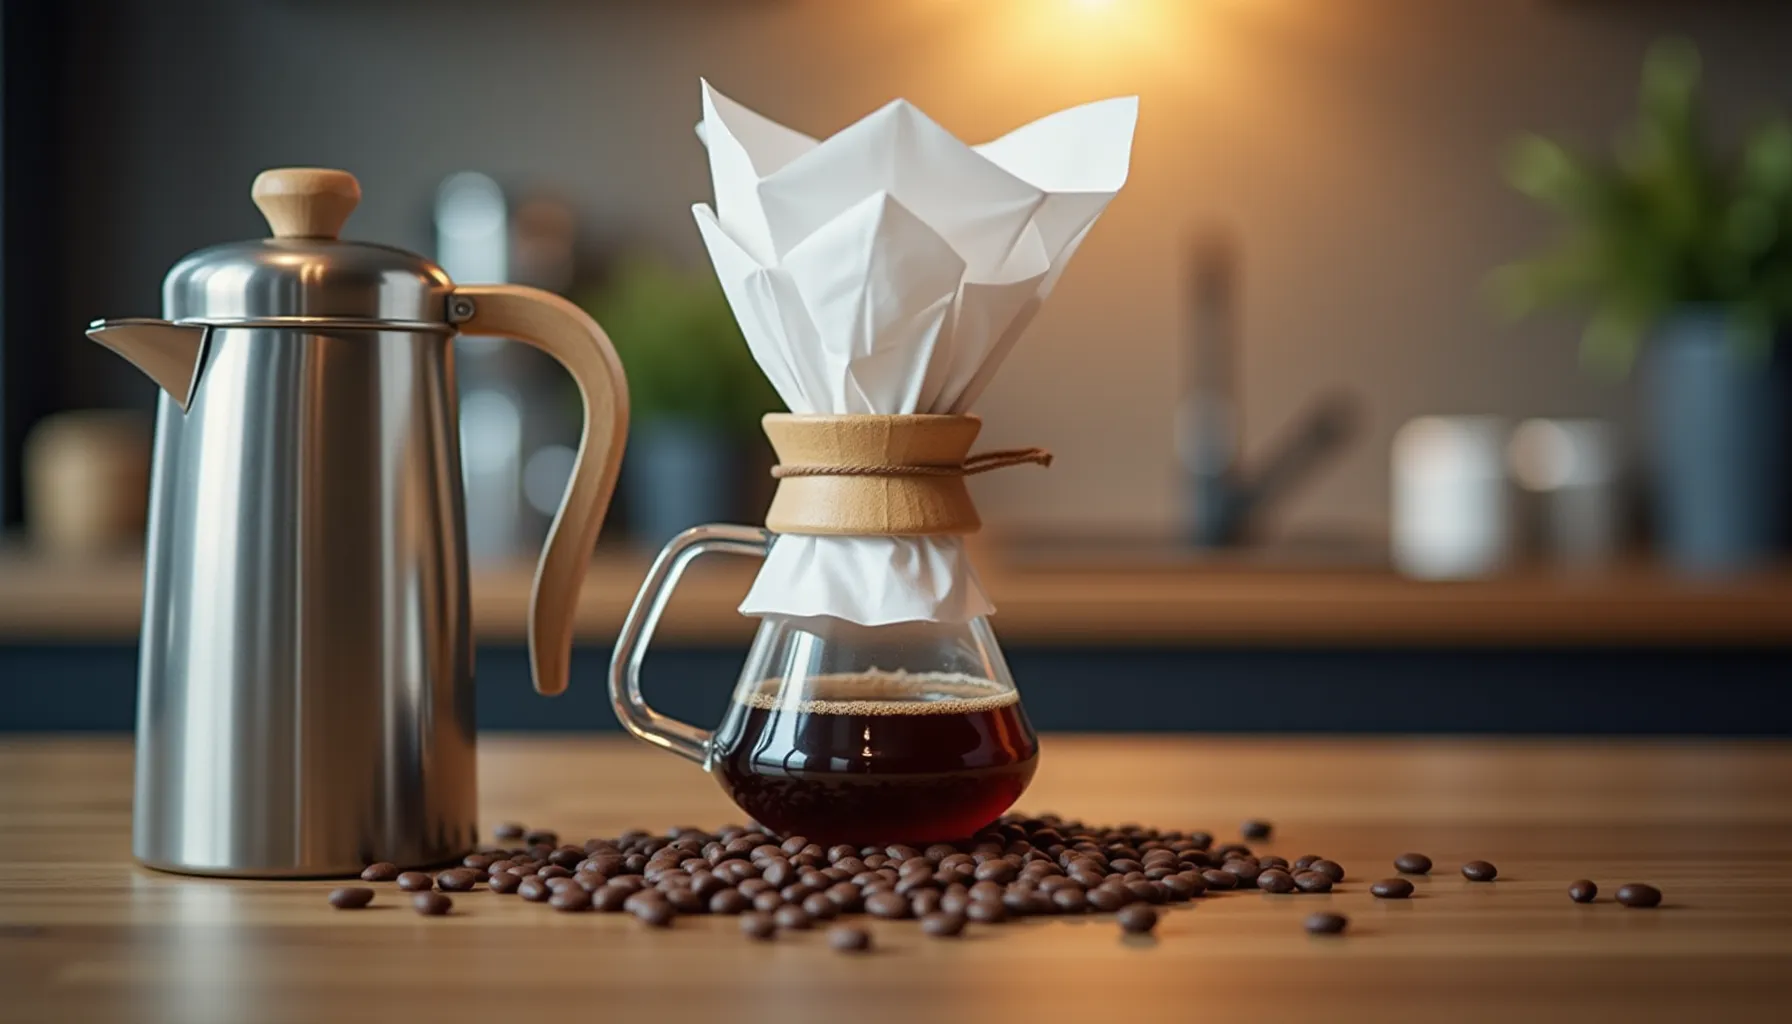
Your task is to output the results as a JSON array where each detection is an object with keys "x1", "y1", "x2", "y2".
[
  {"x1": 412, "y1": 892, "x2": 452, "y2": 916},
  {"x1": 1394, "y1": 853, "x2": 1432, "y2": 875},
  {"x1": 1370, "y1": 878, "x2": 1414, "y2": 899},
  {"x1": 1615, "y1": 883, "x2": 1661, "y2": 908},
  {"x1": 828, "y1": 925, "x2": 872, "y2": 952},
  {"x1": 1568, "y1": 880, "x2": 1598, "y2": 904},
  {"x1": 395, "y1": 871, "x2": 433, "y2": 892},
  {"x1": 327, "y1": 887, "x2": 374, "y2": 909},
  {"x1": 352, "y1": 813, "x2": 1616, "y2": 953},
  {"x1": 359, "y1": 862, "x2": 399, "y2": 883},
  {"x1": 1116, "y1": 904, "x2": 1158, "y2": 934},
  {"x1": 1304, "y1": 911, "x2": 1348, "y2": 935}
]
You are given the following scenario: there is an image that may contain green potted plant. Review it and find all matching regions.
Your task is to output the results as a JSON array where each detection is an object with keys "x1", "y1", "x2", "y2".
[
  {"x1": 1491, "y1": 38, "x2": 1792, "y2": 573},
  {"x1": 581, "y1": 260, "x2": 781, "y2": 547}
]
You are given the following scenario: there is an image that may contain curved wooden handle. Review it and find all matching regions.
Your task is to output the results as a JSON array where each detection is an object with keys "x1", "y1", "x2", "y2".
[
  {"x1": 251, "y1": 168, "x2": 361, "y2": 239},
  {"x1": 455, "y1": 286, "x2": 629, "y2": 696}
]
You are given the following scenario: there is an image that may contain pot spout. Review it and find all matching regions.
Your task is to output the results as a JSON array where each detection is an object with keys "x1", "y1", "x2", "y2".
[{"x1": 85, "y1": 319, "x2": 209, "y2": 411}]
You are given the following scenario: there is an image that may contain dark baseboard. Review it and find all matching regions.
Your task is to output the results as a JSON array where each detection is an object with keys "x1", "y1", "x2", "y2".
[{"x1": 2, "y1": 643, "x2": 1788, "y2": 735}]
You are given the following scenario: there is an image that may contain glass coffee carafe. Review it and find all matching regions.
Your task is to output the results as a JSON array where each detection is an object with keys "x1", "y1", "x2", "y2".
[{"x1": 609, "y1": 524, "x2": 1039, "y2": 844}]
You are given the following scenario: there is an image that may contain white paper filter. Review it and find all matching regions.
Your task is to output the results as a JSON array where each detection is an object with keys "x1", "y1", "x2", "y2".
[{"x1": 694, "y1": 81, "x2": 1137, "y2": 625}]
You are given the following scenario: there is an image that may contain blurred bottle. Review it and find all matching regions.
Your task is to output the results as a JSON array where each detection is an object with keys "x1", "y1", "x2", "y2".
[
  {"x1": 1391, "y1": 416, "x2": 1511, "y2": 579},
  {"x1": 1508, "y1": 418, "x2": 1621, "y2": 569},
  {"x1": 23, "y1": 410, "x2": 150, "y2": 558}
]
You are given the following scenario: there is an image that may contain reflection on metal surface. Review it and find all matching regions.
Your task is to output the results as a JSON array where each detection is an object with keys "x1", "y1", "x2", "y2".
[{"x1": 134, "y1": 327, "x2": 476, "y2": 875}]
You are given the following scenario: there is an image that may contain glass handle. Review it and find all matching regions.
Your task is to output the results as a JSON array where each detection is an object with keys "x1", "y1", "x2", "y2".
[{"x1": 609, "y1": 523, "x2": 771, "y2": 764}]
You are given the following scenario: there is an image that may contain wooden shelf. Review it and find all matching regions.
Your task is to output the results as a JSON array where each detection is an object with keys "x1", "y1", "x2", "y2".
[{"x1": 1, "y1": 547, "x2": 1790, "y2": 646}]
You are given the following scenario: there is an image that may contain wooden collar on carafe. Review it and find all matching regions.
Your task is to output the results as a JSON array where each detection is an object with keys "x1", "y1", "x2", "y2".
[{"x1": 761, "y1": 414, "x2": 1052, "y2": 537}]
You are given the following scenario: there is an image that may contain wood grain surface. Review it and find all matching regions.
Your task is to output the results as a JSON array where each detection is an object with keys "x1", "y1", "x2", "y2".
[
  {"x1": 4, "y1": 549, "x2": 1792, "y2": 646},
  {"x1": 0, "y1": 737, "x2": 1789, "y2": 1023}
]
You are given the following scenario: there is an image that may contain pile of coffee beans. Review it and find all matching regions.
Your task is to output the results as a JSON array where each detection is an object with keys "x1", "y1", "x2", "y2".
[{"x1": 329, "y1": 815, "x2": 1665, "y2": 937}]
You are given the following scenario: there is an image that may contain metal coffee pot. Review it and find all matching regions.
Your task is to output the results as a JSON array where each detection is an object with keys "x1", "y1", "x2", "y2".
[{"x1": 87, "y1": 168, "x2": 628, "y2": 876}]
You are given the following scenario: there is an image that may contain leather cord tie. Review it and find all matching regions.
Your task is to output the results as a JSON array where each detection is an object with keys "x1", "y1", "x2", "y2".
[{"x1": 771, "y1": 447, "x2": 1054, "y2": 479}]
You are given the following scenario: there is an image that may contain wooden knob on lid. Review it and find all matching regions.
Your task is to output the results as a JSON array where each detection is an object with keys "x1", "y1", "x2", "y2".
[{"x1": 251, "y1": 167, "x2": 361, "y2": 239}]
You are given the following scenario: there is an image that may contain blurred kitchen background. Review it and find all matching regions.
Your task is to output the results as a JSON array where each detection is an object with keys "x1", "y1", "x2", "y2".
[{"x1": 2, "y1": 0, "x2": 1789, "y2": 733}]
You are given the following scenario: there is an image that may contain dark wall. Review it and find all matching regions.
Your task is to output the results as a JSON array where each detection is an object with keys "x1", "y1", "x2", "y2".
[{"x1": 35, "y1": 0, "x2": 1792, "y2": 539}]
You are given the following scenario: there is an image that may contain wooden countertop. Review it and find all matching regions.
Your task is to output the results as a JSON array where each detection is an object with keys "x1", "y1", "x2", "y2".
[
  {"x1": 2, "y1": 736, "x2": 1789, "y2": 1022},
  {"x1": 3, "y1": 546, "x2": 1792, "y2": 646}
]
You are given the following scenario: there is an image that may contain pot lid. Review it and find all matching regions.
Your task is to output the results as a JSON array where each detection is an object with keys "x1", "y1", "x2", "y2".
[{"x1": 162, "y1": 168, "x2": 455, "y2": 327}]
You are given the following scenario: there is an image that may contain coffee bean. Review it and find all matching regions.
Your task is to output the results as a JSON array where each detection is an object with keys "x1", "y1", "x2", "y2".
[
  {"x1": 634, "y1": 900, "x2": 675, "y2": 927},
  {"x1": 1309, "y1": 859, "x2": 1345, "y2": 883},
  {"x1": 328, "y1": 887, "x2": 374, "y2": 909},
  {"x1": 910, "y1": 890, "x2": 943, "y2": 917},
  {"x1": 921, "y1": 910, "x2": 966, "y2": 937},
  {"x1": 1461, "y1": 861, "x2": 1498, "y2": 882},
  {"x1": 709, "y1": 888, "x2": 749, "y2": 914},
  {"x1": 864, "y1": 891, "x2": 909, "y2": 919},
  {"x1": 1293, "y1": 871, "x2": 1333, "y2": 894},
  {"x1": 517, "y1": 877, "x2": 551, "y2": 902},
  {"x1": 738, "y1": 878, "x2": 772, "y2": 898},
  {"x1": 493, "y1": 822, "x2": 526, "y2": 840},
  {"x1": 412, "y1": 892, "x2": 452, "y2": 916},
  {"x1": 396, "y1": 871, "x2": 433, "y2": 892},
  {"x1": 524, "y1": 830, "x2": 558, "y2": 848},
  {"x1": 965, "y1": 899, "x2": 1008, "y2": 924},
  {"x1": 1370, "y1": 878, "x2": 1414, "y2": 899},
  {"x1": 665, "y1": 887, "x2": 707, "y2": 914},
  {"x1": 1051, "y1": 887, "x2": 1088, "y2": 913},
  {"x1": 1116, "y1": 904, "x2": 1158, "y2": 934},
  {"x1": 488, "y1": 872, "x2": 521, "y2": 895},
  {"x1": 593, "y1": 884, "x2": 632, "y2": 912},
  {"x1": 803, "y1": 893, "x2": 839, "y2": 920},
  {"x1": 828, "y1": 925, "x2": 872, "y2": 952},
  {"x1": 739, "y1": 912, "x2": 776, "y2": 940},
  {"x1": 1258, "y1": 868, "x2": 1297, "y2": 894},
  {"x1": 537, "y1": 865, "x2": 571, "y2": 881},
  {"x1": 1304, "y1": 911, "x2": 1348, "y2": 935},
  {"x1": 752, "y1": 890, "x2": 784, "y2": 913},
  {"x1": 1292, "y1": 855, "x2": 1320, "y2": 872},
  {"x1": 437, "y1": 869, "x2": 480, "y2": 892},
  {"x1": 1087, "y1": 884, "x2": 1131, "y2": 911},
  {"x1": 623, "y1": 890, "x2": 667, "y2": 916},
  {"x1": 1258, "y1": 855, "x2": 1290, "y2": 871},
  {"x1": 772, "y1": 904, "x2": 812, "y2": 930},
  {"x1": 974, "y1": 859, "x2": 1019, "y2": 884},
  {"x1": 1568, "y1": 880, "x2": 1598, "y2": 904},
  {"x1": 359, "y1": 862, "x2": 399, "y2": 883},
  {"x1": 549, "y1": 888, "x2": 591, "y2": 912},
  {"x1": 1200, "y1": 869, "x2": 1237, "y2": 890},
  {"x1": 1615, "y1": 883, "x2": 1661, "y2": 908},
  {"x1": 1394, "y1": 852, "x2": 1432, "y2": 874},
  {"x1": 1240, "y1": 820, "x2": 1273, "y2": 841},
  {"x1": 545, "y1": 875, "x2": 581, "y2": 893}
]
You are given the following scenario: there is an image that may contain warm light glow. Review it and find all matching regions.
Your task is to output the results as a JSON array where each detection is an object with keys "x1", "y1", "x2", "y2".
[{"x1": 1071, "y1": 0, "x2": 1118, "y2": 9}]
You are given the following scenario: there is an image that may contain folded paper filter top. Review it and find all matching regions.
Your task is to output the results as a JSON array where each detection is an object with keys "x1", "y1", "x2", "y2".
[{"x1": 694, "y1": 81, "x2": 1137, "y2": 625}]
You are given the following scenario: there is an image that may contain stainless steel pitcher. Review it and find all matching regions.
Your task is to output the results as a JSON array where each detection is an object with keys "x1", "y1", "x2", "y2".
[{"x1": 87, "y1": 168, "x2": 628, "y2": 877}]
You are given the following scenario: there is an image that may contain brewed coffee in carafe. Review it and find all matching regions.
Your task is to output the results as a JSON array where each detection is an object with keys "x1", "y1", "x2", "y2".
[{"x1": 709, "y1": 616, "x2": 1038, "y2": 844}]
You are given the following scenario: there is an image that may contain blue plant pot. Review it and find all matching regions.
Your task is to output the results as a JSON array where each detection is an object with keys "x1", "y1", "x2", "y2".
[
  {"x1": 622, "y1": 419, "x2": 736, "y2": 550},
  {"x1": 1645, "y1": 310, "x2": 1790, "y2": 575}
]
